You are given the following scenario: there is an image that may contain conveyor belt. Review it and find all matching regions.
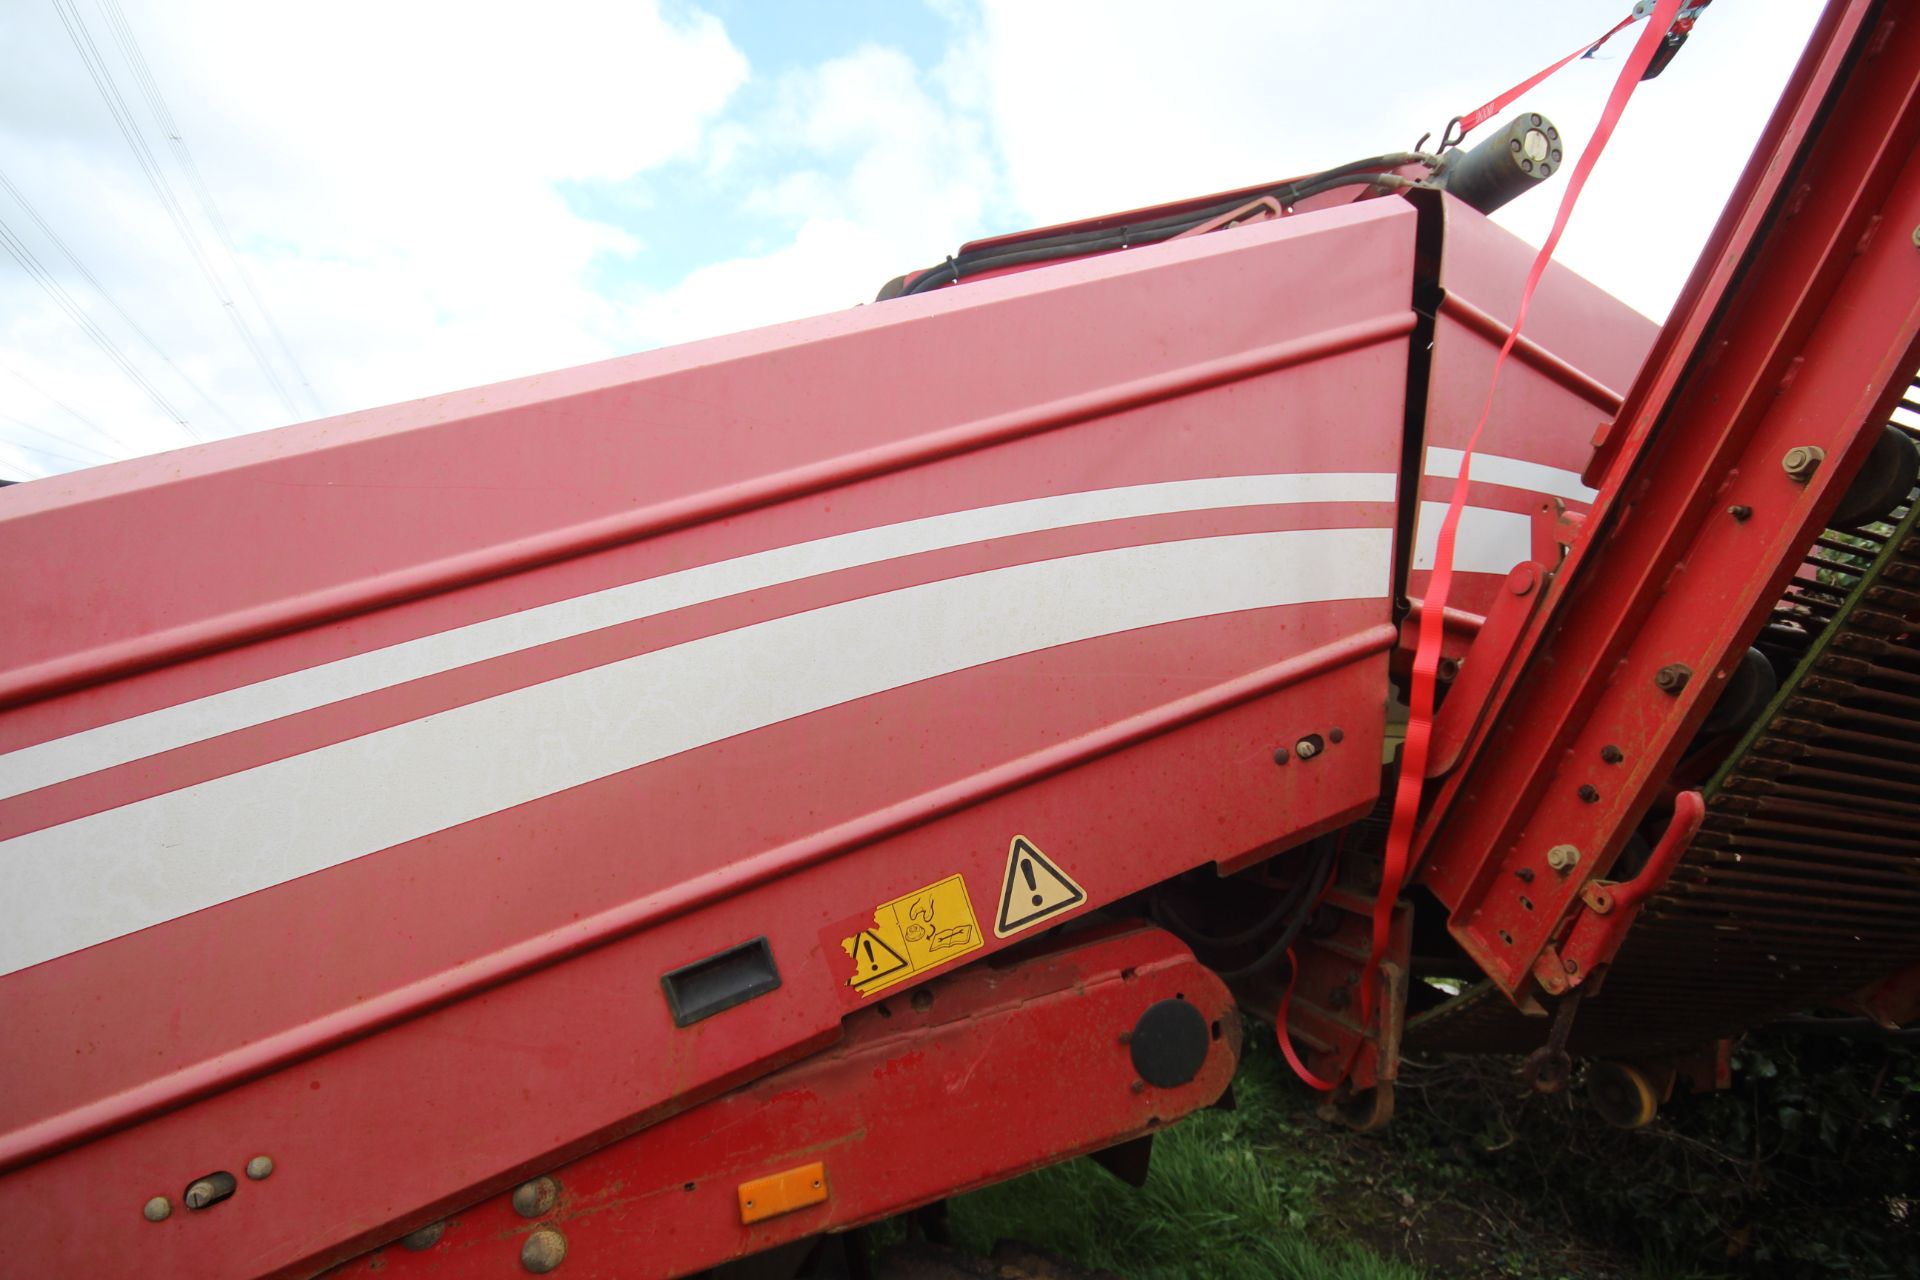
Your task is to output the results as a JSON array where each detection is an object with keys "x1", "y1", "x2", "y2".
[{"x1": 1409, "y1": 404, "x2": 1920, "y2": 1058}]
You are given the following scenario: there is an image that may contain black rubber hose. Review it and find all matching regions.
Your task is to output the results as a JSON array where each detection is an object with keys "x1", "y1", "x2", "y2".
[{"x1": 899, "y1": 155, "x2": 1432, "y2": 296}]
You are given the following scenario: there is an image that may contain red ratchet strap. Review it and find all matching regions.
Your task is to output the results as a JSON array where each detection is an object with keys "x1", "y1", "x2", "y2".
[
  {"x1": 1292, "y1": 0, "x2": 1690, "y2": 1091},
  {"x1": 1456, "y1": 9, "x2": 1641, "y2": 139}
]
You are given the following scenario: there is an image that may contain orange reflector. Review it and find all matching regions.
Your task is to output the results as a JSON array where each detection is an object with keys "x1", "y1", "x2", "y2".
[{"x1": 737, "y1": 1162, "x2": 829, "y2": 1225}]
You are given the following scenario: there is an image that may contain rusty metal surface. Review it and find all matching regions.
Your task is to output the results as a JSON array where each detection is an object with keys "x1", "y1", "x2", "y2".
[{"x1": 1412, "y1": 410, "x2": 1920, "y2": 1057}]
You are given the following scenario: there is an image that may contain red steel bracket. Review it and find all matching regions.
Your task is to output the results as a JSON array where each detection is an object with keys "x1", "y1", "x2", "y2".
[
  {"x1": 328, "y1": 925, "x2": 1238, "y2": 1280},
  {"x1": 1558, "y1": 791, "x2": 1705, "y2": 990}
]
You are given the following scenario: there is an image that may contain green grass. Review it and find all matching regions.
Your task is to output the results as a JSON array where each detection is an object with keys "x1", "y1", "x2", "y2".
[{"x1": 944, "y1": 1039, "x2": 1421, "y2": 1280}]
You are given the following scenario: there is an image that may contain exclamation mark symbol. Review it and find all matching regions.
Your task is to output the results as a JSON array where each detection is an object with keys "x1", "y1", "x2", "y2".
[
  {"x1": 863, "y1": 938, "x2": 876, "y2": 970},
  {"x1": 1023, "y1": 858, "x2": 1041, "y2": 907}
]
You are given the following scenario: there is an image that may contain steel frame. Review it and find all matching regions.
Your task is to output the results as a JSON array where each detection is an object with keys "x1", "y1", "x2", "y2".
[
  {"x1": 327, "y1": 926, "x2": 1238, "y2": 1279},
  {"x1": 1414, "y1": 0, "x2": 1920, "y2": 1002}
]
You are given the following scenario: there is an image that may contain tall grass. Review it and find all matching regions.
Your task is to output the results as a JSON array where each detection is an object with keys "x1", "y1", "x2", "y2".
[{"x1": 947, "y1": 1037, "x2": 1420, "y2": 1280}]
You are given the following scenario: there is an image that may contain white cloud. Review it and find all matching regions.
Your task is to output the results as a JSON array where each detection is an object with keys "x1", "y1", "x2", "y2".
[
  {"x1": 1, "y1": 0, "x2": 749, "y2": 473},
  {"x1": 963, "y1": 0, "x2": 1822, "y2": 319},
  {"x1": 0, "y1": 0, "x2": 1830, "y2": 481},
  {"x1": 617, "y1": 43, "x2": 1001, "y2": 347}
]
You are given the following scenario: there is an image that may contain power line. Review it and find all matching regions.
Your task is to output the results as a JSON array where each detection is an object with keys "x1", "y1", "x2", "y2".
[
  {"x1": 96, "y1": 0, "x2": 325, "y2": 415},
  {"x1": 0, "y1": 411, "x2": 116, "y2": 462},
  {"x1": 0, "y1": 359, "x2": 140, "y2": 453},
  {"x1": 0, "y1": 432, "x2": 104, "y2": 470},
  {"x1": 0, "y1": 214, "x2": 203, "y2": 439},
  {"x1": 0, "y1": 166, "x2": 241, "y2": 435},
  {"x1": 50, "y1": 0, "x2": 301, "y2": 419}
]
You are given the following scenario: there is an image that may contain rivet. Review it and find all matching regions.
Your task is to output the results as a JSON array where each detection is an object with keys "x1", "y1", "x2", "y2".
[
  {"x1": 1546, "y1": 844, "x2": 1581, "y2": 874},
  {"x1": 1727, "y1": 504, "x2": 1752, "y2": 521},
  {"x1": 1514, "y1": 867, "x2": 1535, "y2": 883},
  {"x1": 401, "y1": 1221, "x2": 446, "y2": 1252},
  {"x1": 142, "y1": 1196, "x2": 172, "y2": 1223},
  {"x1": 1911, "y1": 224, "x2": 1920, "y2": 249},
  {"x1": 245, "y1": 1155, "x2": 274, "y2": 1181},
  {"x1": 1600, "y1": 745, "x2": 1624, "y2": 764},
  {"x1": 1130, "y1": 1078, "x2": 1147, "y2": 1094},
  {"x1": 1272, "y1": 746, "x2": 1289, "y2": 766},
  {"x1": 511, "y1": 1176, "x2": 559, "y2": 1219},
  {"x1": 521, "y1": 1228, "x2": 568, "y2": 1274},
  {"x1": 1781, "y1": 445, "x2": 1825, "y2": 482},
  {"x1": 1328, "y1": 727, "x2": 1345, "y2": 744},
  {"x1": 1577, "y1": 784, "x2": 1600, "y2": 804}
]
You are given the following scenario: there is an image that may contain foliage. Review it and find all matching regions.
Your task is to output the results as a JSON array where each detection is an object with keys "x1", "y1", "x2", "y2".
[
  {"x1": 1382, "y1": 1030, "x2": 1920, "y2": 1278},
  {"x1": 946, "y1": 1037, "x2": 1421, "y2": 1280}
]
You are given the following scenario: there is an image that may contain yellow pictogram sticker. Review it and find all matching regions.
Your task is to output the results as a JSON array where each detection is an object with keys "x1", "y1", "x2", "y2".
[{"x1": 841, "y1": 874, "x2": 983, "y2": 996}]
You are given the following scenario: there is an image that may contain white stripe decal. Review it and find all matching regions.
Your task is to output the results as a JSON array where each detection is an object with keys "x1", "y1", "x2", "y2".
[
  {"x1": 1425, "y1": 448, "x2": 1597, "y2": 503},
  {"x1": 1412, "y1": 502, "x2": 1533, "y2": 574},
  {"x1": 0, "y1": 528, "x2": 1389, "y2": 975},
  {"x1": 0, "y1": 473, "x2": 1394, "y2": 802}
]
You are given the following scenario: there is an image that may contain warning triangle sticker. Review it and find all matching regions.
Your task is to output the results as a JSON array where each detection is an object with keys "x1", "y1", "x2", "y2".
[
  {"x1": 994, "y1": 835, "x2": 1086, "y2": 937},
  {"x1": 846, "y1": 929, "x2": 909, "y2": 989}
]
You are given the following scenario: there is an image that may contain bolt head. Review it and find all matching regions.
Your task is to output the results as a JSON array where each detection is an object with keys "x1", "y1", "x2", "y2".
[
  {"x1": 401, "y1": 1221, "x2": 446, "y2": 1252},
  {"x1": 143, "y1": 1196, "x2": 172, "y2": 1223},
  {"x1": 1545, "y1": 844, "x2": 1581, "y2": 873},
  {"x1": 511, "y1": 1176, "x2": 559, "y2": 1219},
  {"x1": 1294, "y1": 738, "x2": 1320, "y2": 760},
  {"x1": 521, "y1": 1228, "x2": 568, "y2": 1274},
  {"x1": 1781, "y1": 445, "x2": 1825, "y2": 481},
  {"x1": 1654, "y1": 663, "x2": 1692, "y2": 694},
  {"x1": 184, "y1": 1179, "x2": 219, "y2": 1210},
  {"x1": 246, "y1": 1155, "x2": 274, "y2": 1181},
  {"x1": 1911, "y1": 223, "x2": 1920, "y2": 248}
]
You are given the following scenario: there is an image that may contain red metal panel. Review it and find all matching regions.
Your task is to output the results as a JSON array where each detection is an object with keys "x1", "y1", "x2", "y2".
[
  {"x1": 0, "y1": 199, "x2": 1414, "y2": 1275},
  {"x1": 1415, "y1": 0, "x2": 1920, "y2": 999},
  {"x1": 1406, "y1": 193, "x2": 1660, "y2": 632},
  {"x1": 325, "y1": 927, "x2": 1237, "y2": 1279}
]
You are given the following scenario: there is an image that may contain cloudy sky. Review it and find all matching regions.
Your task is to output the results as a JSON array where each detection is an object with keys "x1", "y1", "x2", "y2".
[{"x1": 0, "y1": 0, "x2": 1823, "y2": 480}]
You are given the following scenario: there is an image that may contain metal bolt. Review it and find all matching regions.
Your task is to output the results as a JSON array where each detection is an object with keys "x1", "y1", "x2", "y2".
[
  {"x1": 1294, "y1": 737, "x2": 1320, "y2": 760},
  {"x1": 1577, "y1": 784, "x2": 1600, "y2": 804},
  {"x1": 1272, "y1": 746, "x2": 1289, "y2": 766},
  {"x1": 1600, "y1": 744, "x2": 1624, "y2": 764},
  {"x1": 511, "y1": 1176, "x2": 559, "y2": 1219},
  {"x1": 183, "y1": 1179, "x2": 221, "y2": 1210},
  {"x1": 1654, "y1": 663, "x2": 1692, "y2": 694},
  {"x1": 1545, "y1": 844, "x2": 1581, "y2": 874},
  {"x1": 1727, "y1": 504, "x2": 1752, "y2": 521},
  {"x1": 1781, "y1": 445, "x2": 1825, "y2": 482},
  {"x1": 1912, "y1": 223, "x2": 1920, "y2": 249},
  {"x1": 143, "y1": 1196, "x2": 171, "y2": 1223},
  {"x1": 1564, "y1": 958, "x2": 1580, "y2": 975},
  {"x1": 1514, "y1": 867, "x2": 1535, "y2": 884},
  {"x1": 1328, "y1": 727, "x2": 1345, "y2": 744},
  {"x1": 401, "y1": 1221, "x2": 446, "y2": 1252},
  {"x1": 245, "y1": 1155, "x2": 274, "y2": 1181},
  {"x1": 521, "y1": 1228, "x2": 568, "y2": 1274}
]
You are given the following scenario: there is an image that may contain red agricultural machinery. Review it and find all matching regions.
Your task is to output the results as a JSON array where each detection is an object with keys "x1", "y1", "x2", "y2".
[{"x1": 2, "y1": 1, "x2": 1916, "y2": 1275}]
